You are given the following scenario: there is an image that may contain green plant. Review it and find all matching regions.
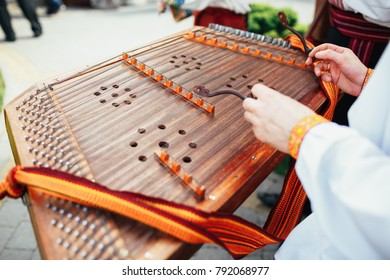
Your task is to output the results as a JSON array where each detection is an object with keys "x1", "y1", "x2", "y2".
[{"x1": 247, "y1": 4, "x2": 308, "y2": 39}]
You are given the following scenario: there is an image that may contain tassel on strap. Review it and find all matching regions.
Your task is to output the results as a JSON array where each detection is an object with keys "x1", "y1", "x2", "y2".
[{"x1": 0, "y1": 166, "x2": 25, "y2": 199}]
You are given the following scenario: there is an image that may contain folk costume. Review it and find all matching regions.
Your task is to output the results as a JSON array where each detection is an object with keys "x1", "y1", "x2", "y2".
[
  {"x1": 326, "y1": 0, "x2": 390, "y2": 125},
  {"x1": 276, "y1": 45, "x2": 390, "y2": 259},
  {"x1": 164, "y1": 0, "x2": 251, "y2": 30}
]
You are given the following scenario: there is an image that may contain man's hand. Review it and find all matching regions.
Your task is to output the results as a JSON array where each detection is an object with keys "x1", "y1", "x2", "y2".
[
  {"x1": 243, "y1": 84, "x2": 315, "y2": 153},
  {"x1": 306, "y1": 43, "x2": 367, "y2": 96}
]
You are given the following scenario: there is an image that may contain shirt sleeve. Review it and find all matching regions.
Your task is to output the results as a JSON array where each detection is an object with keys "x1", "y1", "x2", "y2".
[
  {"x1": 343, "y1": 0, "x2": 390, "y2": 27},
  {"x1": 296, "y1": 122, "x2": 390, "y2": 258},
  {"x1": 183, "y1": 0, "x2": 251, "y2": 14}
]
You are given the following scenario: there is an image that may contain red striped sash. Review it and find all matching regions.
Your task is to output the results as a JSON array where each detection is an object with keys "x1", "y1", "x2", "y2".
[{"x1": 329, "y1": 5, "x2": 390, "y2": 65}]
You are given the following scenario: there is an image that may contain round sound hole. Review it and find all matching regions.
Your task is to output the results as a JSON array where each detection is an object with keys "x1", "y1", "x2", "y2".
[
  {"x1": 159, "y1": 141, "x2": 169, "y2": 149},
  {"x1": 130, "y1": 141, "x2": 138, "y2": 147},
  {"x1": 139, "y1": 156, "x2": 147, "y2": 162},
  {"x1": 183, "y1": 156, "x2": 192, "y2": 163},
  {"x1": 189, "y1": 143, "x2": 197, "y2": 149}
]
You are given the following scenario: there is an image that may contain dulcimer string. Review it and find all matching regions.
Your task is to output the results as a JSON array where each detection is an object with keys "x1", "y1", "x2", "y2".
[
  {"x1": 32, "y1": 51, "x2": 273, "y2": 172},
  {"x1": 40, "y1": 25, "x2": 292, "y2": 119},
  {"x1": 40, "y1": 38, "x2": 224, "y2": 127},
  {"x1": 48, "y1": 24, "x2": 285, "y2": 101},
  {"x1": 27, "y1": 27, "x2": 305, "y2": 178},
  {"x1": 41, "y1": 36, "x2": 208, "y2": 116},
  {"x1": 45, "y1": 31, "x2": 191, "y2": 89}
]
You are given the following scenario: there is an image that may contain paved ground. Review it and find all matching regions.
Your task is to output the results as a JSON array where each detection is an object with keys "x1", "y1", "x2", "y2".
[{"x1": 0, "y1": 0, "x2": 314, "y2": 260}]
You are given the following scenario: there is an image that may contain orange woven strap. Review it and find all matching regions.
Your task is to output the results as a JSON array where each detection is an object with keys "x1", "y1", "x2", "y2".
[
  {"x1": 0, "y1": 167, "x2": 24, "y2": 199},
  {"x1": 0, "y1": 166, "x2": 281, "y2": 259},
  {"x1": 264, "y1": 166, "x2": 306, "y2": 238},
  {"x1": 263, "y1": 34, "x2": 339, "y2": 240},
  {"x1": 285, "y1": 34, "x2": 315, "y2": 53}
]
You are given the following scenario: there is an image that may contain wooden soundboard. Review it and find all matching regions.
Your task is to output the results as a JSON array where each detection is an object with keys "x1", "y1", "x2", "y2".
[{"x1": 4, "y1": 25, "x2": 326, "y2": 259}]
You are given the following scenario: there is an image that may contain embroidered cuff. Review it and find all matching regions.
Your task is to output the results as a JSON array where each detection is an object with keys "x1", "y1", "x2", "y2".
[
  {"x1": 288, "y1": 115, "x2": 329, "y2": 159},
  {"x1": 361, "y1": 68, "x2": 374, "y2": 90}
]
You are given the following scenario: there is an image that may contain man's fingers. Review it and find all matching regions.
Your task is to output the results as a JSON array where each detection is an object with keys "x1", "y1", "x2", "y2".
[
  {"x1": 250, "y1": 83, "x2": 265, "y2": 99},
  {"x1": 305, "y1": 56, "x2": 314, "y2": 66},
  {"x1": 314, "y1": 49, "x2": 345, "y2": 65},
  {"x1": 244, "y1": 111, "x2": 261, "y2": 127},
  {"x1": 250, "y1": 83, "x2": 274, "y2": 99},
  {"x1": 242, "y1": 96, "x2": 259, "y2": 113},
  {"x1": 308, "y1": 43, "x2": 345, "y2": 58},
  {"x1": 320, "y1": 72, "x2": 333, "y2": 83},
  {"x1": 244, "y1": 83, "x2": 273, "y2": 114}
]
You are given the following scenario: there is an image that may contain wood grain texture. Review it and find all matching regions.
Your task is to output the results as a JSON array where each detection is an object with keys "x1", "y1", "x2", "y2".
[{"x1": 4, "y1": 26, "x2": 326, "y2": 259}]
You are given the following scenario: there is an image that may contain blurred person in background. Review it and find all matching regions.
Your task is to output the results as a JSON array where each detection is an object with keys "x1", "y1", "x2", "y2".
[
  {"x1": 157, "y1": 0, "x2": 252, "y2": 30},
  {"x1": 0, "y1": 0, "x2": 42, "y2": 41},
  {"x1": 46, "y1": 0, "x2": 65, "y2": 16}
]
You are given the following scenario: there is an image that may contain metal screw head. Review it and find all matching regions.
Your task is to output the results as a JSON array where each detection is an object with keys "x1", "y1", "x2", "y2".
[
  {"x1": 119, "y1": 249, "x2": 129, "y2": 258},
  {"x1": 144, "y1": 251, "x2": 154, "y2": 259}
]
